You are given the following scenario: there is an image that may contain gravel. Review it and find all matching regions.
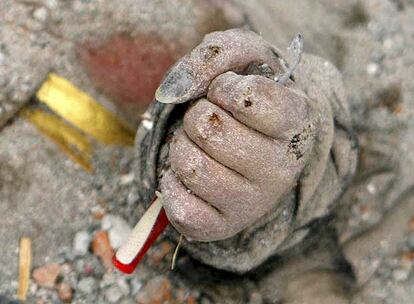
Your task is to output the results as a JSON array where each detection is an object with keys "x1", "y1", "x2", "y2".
[
  {"x1": 77, "y1": 277, "x2": 98, "y2": 294},
  {"x1": 101, "y1": 215, "x2": 132, "y2": 250},
  {"x1": 73, "y1": 231, "x2": 91, "y2": 256}
]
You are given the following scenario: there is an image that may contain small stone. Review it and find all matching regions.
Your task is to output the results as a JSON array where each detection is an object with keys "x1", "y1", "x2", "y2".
[
  {"x1": 187, "y1": 295, "x2": 197, "y2": 304},
  {"x1": 60, "y1": 263, "x2": 72, "y2": 275},
  {"x1": 77, "y1": 277, "x2": 97, "y2": 294},
  {"x1": 383, "y1": 38, "x2": 393, "y2": 51},
  {"x1": 105, "y1": 285, "x2": 123, "y2": 303},
  {"x1": 32, "y1": 263, "x2": 60, "y2": 288},
  {"x1": 249, "y1": 292, "x2": 263, "y2": 304},
  {"x1": 407, "y1": 234, "x2": 414, "y2": 249},
  {"x1": 120, "y1": 173, "x2": 135, "y2": 185},
  {"x1": 73, "y1": 231, "x2": 91, "y2": 256},
  {"x1": 101, "y1": 215, "x2": 132, "y2": 250},
  {"x1": 91, "y1": 230, "x2": 114, "y2": 271},
  {"x1": 57, "y1": 282, "x2": 73, "y2": 302},
  {"x1": 408, "y1": 216, "x2": 414, "y2": 231},
  {"x1": 401, "y1": 251, "x2": 414, "y2": 267},
  {"x1": 366, "y1": 183, "x2": 376, "y2": 194},
  {"x1": 392, "y1": 268, "x2": 409, "y2": 281},
  {"x1": 120, "y1": 298, "x2": 136, "y2": 304},
  {"x1": 129, "y1": 277, "x2": 143, "y2": 295},
  {"x1": 100, "y1": 272, "x2": 116, "y2": 289},
  {"x1": 29, "y1": 282, "x2": 38, "y2": 295},
  {"x1": 136, "y1": 276, "x2": 171, "y2": 304},
  {"x1": 33, "y1": 7, "x2": 48, "y2": 22},
  {"x1": 175, "y1": 288, "x2": 190, "y2": 302},
  {"x1": 46, "y1": 0, "x2": 59, "y2": 9},
  {"x1": 0, "y1": 52, "x2": 6, "y2": 65},
  {"x1": 142, "y1": 119, "x2": 154, "y2": 130},
  {"x1": 116, "y1": 277, "x2": 130, "y2": 295},
  {"x1": 149, "y1": 241, "x2": 174, "y2": 265},
  {"x1": 91, "y1": 206, "x2": 106, "y2": 220},
  {"x1": 366, "y1": 62, "x2": 379, "y2": 76},
  {"x1": 127, "y1": 191, "x2": 140, "y2": 205}
]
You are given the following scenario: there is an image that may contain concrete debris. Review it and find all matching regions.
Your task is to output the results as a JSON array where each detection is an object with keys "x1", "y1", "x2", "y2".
[
  {"x1": 91, "y1": 230, "x2": 114, "y2": 271},
  {"x1": 73, "y1": 231, "x2": 91, "y2": 256},
  {"x1": 32, "y1": 264, "x2": 60, "y2": 289},
  {"x1": 101, "y1": 215, "x2": 132, "y2": 250},
  {"x1": 77, "y1": 277, "x2": 97, "y2": 294},
  {"x1": 56, "y1": 282, "x2": 73, "y2": 302}
]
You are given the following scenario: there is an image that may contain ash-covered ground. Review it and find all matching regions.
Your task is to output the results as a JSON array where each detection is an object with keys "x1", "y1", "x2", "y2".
[{"x1": 1, "y1": 0, "x2": 414, "y2": 303}]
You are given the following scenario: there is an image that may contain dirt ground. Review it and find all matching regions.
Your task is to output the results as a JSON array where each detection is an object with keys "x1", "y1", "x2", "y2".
[{"x1": 1, "y1": 0, "x2": 414, "y2": 303}]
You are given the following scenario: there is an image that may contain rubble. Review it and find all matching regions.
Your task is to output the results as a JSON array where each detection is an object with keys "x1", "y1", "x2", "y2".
[
  {"x1": 73, "y1": 231, "x2": 91, "y2": 256},
  {"x1": 101, "y1": 214, "x2": 132, "y2": 250},
  {"x1": 136, "y1": 276, "x2": 172, "y2": 304},
  {"x1": 56, "y1": 282, "x2": 73, "y2": 302},
  {"x1": 77, "y1": 277, "x2": 97, "y2": 294},
  {"x1": 1, "y1": 0, "x2": 414, "y2": 303},
  {"x1": 104, "y1": 285, "x2": 124, "y2": 303},
  {"x1": 148, "y1": 241, "x2": 174, "y2": 266},
  {"x1": 91, "y1": 230, "x2": 114, "y2": 271},
  {"x1": 32, "y1": 264, "x2": 60, "y2": 289}
]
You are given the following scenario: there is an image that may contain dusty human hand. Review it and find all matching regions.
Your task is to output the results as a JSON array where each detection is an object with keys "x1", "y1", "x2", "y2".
[{"x1": 157, "y1": 29, "x2": 318, "y2": 241}]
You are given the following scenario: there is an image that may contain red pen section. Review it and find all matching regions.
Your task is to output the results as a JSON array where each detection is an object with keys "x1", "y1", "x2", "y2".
[{"x1": 112, "y1": 197, "x2": 169, "y2": 274}]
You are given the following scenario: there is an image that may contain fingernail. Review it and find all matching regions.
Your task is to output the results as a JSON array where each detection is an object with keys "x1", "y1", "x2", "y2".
[{"x1": 155, "y1": 67, "x2": 194, "y2": 104}]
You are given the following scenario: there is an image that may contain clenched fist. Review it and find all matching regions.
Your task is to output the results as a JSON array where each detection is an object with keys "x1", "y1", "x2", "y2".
[{"x1": 156, "y1": 29, "x2": 318, "y2": 241}]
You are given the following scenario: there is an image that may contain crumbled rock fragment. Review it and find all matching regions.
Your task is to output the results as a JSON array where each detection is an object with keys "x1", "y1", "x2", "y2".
[
  {"x1": 73, "y1": 231, "x2": 91, "y2": 256},
  {"x1": 77, "y1": 277, "x2": 97, "y2": 294},
  {"x1": 57, "y1": 282, "x2": 73, "y2": 302},
  {"x1": 32, "y1": 264, "x2": 60, "y2": 289},
  {"x1": 149, "y1": 241, "x2": 174, "y2": 265},
  {"x1": 136, "y1": 276, "x2": 171, "y2": 304},
  {"x1": 91, "y1": 230, "x2": 114, "y2": 271},
  {"x1": 33, "y1": 7, "x2": 48, "y2": 22},
  {"x1": 105, "y1": 285, "x2": 124, "y2": 303},
  {"x1": 101, "y1": 215, "x2": 132, "y2": 250}
]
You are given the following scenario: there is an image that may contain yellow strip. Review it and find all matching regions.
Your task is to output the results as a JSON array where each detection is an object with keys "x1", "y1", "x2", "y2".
[
  {"x1": 36, "y1": 73, "x2": 135, "y2": 146},
  {"x1": 17, "y1": 237, "x2": 31, "y2": 301},
  {"x1": 21, "y1": 108, "x2": 93, "y2": 172}
]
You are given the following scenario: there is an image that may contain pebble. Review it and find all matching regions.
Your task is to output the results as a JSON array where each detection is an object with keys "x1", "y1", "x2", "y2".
[
  {"x1": 32, "y1": 263, "x2": 61, "y2": 288},
  {"x1": 77, "y1": 277, "x2": 97, "y2": 294},
  {"x1": 57, "y1": 282, "x2": 73, "y2": 302},
  {"x1": 101, "y1": 215, "x2": 132, "y2": 250},
  {"x1": 176, "y1": 288, "x2": 190, "y2": 303},
  {"x1": 149, "y1": 241, "x2": 173, "y2": 265},
  {"x1": 100, "y1": 272, "x2": 116, "y2": 289},
  {"x1": 249, "y1": 292, "x2": 264, "y2": 304},
  {"x1": 116, "y1": 277, "x2": 130, "y2": 295},
  {"x1": 408, "y1": 216, "x2": 414, "y2": 231},
  {"x1": 105, "y1": 285, "x2": 124, "y2": 303},
  {"x1": 46, "y1": 0, "x2": 59, "y2": 9},
  {"x1": 91, "y1": 230, "x2": 114, "y2": 271},
  {"x1": 60, "y1": 263, "x2": 72, "y2": 275},
  {"x1": 366, "y1": 62, "x2": 380, "y2": 76},
  {"x1": 129, "y1": 277, "x2": 143, "y2": 295},
  {"x1": 392, "y1": 268, "x2": 410, "y2": 281},
  {"x1": 136, "y1": 276, "x2": 171, "y2": 304},
  {"x1": 119, "y1": 173, "x2": 135, "y2": 185},
  {"x1": 0, "y1": 52, "x2": 6, "y2": 65},
  {"x1": 120, "y1": 298, "x2": 136, "y2": 304},
  {"x1": 407, "y1": 234, "x2": 414, "y2": 249},
  {"x1": 127, "y1": 191, "x2": 140, "y2": 205},
  {"x1": 33, "y1": 7, "x2": 48, "y2": 22},
  {"x1": 73, "y1": 231, "x2": 91, "y2": 256}
]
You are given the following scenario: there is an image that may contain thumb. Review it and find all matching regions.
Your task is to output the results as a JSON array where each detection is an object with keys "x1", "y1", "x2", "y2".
[{"x1": 155, "y1": 28, "x2": 286, "y2": 104}]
